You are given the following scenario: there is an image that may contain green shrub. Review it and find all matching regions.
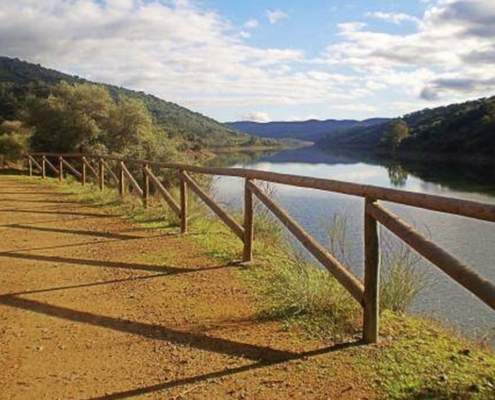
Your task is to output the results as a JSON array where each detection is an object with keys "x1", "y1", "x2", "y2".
[
  {"x1": 246, "y1": 247, "x2": 359, "y2": 338},
  {"x1": 0, "y1": 119, "x2": 31, "y2": 166},
  {"x1": 326, "y1": 212, "x2": 429, "y2": 313},
  {"x1": 379, "y1": 237, "x2": 429, "y2": 313}
]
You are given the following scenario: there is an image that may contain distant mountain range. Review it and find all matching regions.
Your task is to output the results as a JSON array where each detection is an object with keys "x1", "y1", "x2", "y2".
[
  {"x1": 229, "y1": 94, "x2": 495, "y2": 160},
  {"x1": 227, "y1": 118, "x2": 389, "y2": 142}
]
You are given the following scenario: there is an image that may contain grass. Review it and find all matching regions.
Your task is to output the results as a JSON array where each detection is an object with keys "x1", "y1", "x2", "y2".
[
  {"x1": 379, "y1": 227, "x2": 431, "y2": 313},
  {"x1": 245, "y1": 247, "x2": 359, "y2": 339},
  {"x1": 326, "y1": 212, "x2": 430, "y2": 314},
  {"x1": 361, "y1": 312, "x2": 495, "y2": 399},
  {"x1": 186, "y1": 202, "x2": 360, "y2": 339},
  {"x1": 61, "y1": 175, "x2": 181, "y2": 229},
  {"x1": 47, "y1": 174, "x2": 495, "y2": 399}
]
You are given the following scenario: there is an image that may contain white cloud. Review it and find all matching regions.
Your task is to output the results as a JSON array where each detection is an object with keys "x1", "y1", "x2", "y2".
[
  {"x1": 366, "y1": 11, "x2": 420, "y2": 25},
  {"x1": 1, "y1": 0, "x2": 493, "y2": 121},
  {"x1": 244, "y1": 18, "x2": 259, "y2": 29},
  {"x1": 0, "y1": 0, "x2": 371, "y2": 121},
  {"x1": 242, "y1": 112, "x2": 271, "y2": 122},
  {"x1": 323, "y1": 0, "x2": 495, "y2": 102},
  {"x1": 266, "y1": 9, "x2": 288, "y2": 24}
]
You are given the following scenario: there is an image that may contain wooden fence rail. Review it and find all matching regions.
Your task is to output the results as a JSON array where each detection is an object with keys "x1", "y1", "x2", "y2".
[
  {"x1": 25, "y1": 152, "x2": 495, "y2": 344},
  {"x1": 143, "y1": 167, "x2": 181, "y2": 217},
  {"x1": 181, "y1": 170, "x2": 245, "y2": 241},
  {"x1": 101, "y1": 158, "x2": 119, "y2": 185},
  {"x1": 61, "y1": 157, "x2": 82, "y2": 180},
  {"x1": 247, "y1": 180, "x2": 364, "y2": 303}
]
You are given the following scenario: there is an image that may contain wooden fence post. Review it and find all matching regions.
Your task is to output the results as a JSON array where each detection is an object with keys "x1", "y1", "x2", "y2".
[
  {"x1": 81, "y1": 157, "x2": 86, "y2": 185},
  {"x1": 98, "y1": 158, "x2": 105, "y2": 191},
  {"x1": 363, "y1": 197, "x2": 380, "y2": 344},
  {"x1": 143, "y1": 163, "x2": 150, "y2": 208},
  {"x1": 42, "y1": 156, "x2": 46, "y2": 179},
  {"x1": 119, "y1": 161, "x2": 125, "y2": 198},
  {"x1": 179, "y1": 170, "x2": 188, "y2": 233},
  {"x1": 243, "y1": 178, "x2": 254, "y2": 262},
  {"x1": 58, "y1": 156, "x2": 64, "y2": 182},
  {"x1": 28, "y1": 157, "x2": 33, "y2": 177}
]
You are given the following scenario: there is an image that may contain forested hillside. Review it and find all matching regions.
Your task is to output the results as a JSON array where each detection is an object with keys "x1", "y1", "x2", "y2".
[
  {"x1": 318, "y1": 96, "x2": 495, "y2": 157},
  {"x1": 228, "y1": 118, "x2": 388, "y2": 142},
  {"x1": 0, "y1": 56, "x2": 272, "y2": 157}
]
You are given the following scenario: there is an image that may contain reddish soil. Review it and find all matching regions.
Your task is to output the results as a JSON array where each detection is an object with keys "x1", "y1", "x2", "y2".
[{"x1": 0, "y1": 175, "x2": 374, "y2": 399}]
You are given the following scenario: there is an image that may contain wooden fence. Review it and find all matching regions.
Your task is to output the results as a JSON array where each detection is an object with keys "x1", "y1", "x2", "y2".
[{"x1": 26, "y1": 152, "x2": 495, "y2": 344}]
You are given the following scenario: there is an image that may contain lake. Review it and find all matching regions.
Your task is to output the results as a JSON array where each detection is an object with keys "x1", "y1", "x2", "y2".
[{"x1": 211, "y1": 146, "x2": 495, "y2": 344}]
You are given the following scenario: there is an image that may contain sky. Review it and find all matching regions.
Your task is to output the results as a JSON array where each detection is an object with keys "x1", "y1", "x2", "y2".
[{"x1": 1, "y1": 0, "x2": 495, "y2": 122}]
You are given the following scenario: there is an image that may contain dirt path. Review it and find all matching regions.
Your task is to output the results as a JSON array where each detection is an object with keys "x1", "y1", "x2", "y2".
[{"x1": 0, "y1": 175, "x2": 373, "y2": 399}]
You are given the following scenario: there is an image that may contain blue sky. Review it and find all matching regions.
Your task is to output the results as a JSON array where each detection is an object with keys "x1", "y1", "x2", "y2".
[
  {"x1": 202, "y1": 0, "x2": 423, "y2": 55},
  {"x1": 2, "y1": 0, "x2": 494, "y2": 122}
]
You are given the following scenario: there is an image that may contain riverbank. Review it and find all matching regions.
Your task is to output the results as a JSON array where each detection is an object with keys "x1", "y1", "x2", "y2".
[
  {"x1": 210, "y1": 139, "x2": 312, "y2": 154},
  {"x1": 308, "y1": 146, "x2": 495, "y2": 197},
  {"x1": 318, "y1": 144, "x2": 495, "y2": 167},
  {"x1": 54, "y1": 174, "x2": 495, "y2": 399}
]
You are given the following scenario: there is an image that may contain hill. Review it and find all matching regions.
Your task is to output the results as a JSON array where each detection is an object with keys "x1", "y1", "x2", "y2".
[
  {"x1": 0, "y1": 56, "x2": 270, "y2": 149},
  {"x1": 227, "y1": 118, "x2": 388, "y2": 142},
  {"x1": 318, "y1": 96, "x2": 495, "y2": 158}
]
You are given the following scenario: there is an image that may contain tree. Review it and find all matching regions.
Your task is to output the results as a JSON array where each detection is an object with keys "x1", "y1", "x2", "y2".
[
  {"x1": 104, "y1": 96, "x2": 155, "y2": 157},
  {"x1": 380, "y1": 119, "x2": 410, "y2": 151},
  {"x1": 28, "y1": 82, "x2": 113, "y2": 152},
  {"x1": 0, "y1": 83, "x2": 19, "y2": 122},
  {"x1": 0, "y1": 120, "x2": 31, "y2": 167},
  {"x1": 26, "y1": 82, "x2": 180, "y2": 164},
  {"x1": 481, "y1": 98, "x2": 495, "y2": 125}
]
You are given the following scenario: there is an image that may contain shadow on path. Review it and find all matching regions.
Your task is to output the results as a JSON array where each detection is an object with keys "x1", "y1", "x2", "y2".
[
  {"x1": 0, "y1": 295, "x2": 318, "y2": 363},
  {"x1": 87, "y1": 340, "x2": 359, "y2": 400},
  {"x1": 0, "y1": 231, "x2": 179, "y2": 253},
  {"x1": 0, "y1": 208, "x2": 112, "y2": 218},
  {"x1": 0, "y1": 252, "x2": 237, "y2": 275},
  {"x1": 0, "y1": 199, "x2": 82, "y2": 204},
  {"x1": 4, "y1": 273, "x2": 176, "y2": 296},
  {"x1": 0, "y1": 216, "x2": 100, "y2": 228},
  {"x1": 0, "y1": 191, "x2": 74, "y2": 195},
  {"x1": 0, "y1": 294, "x2": 362, "y2": 395},
  {"x1": 8, "y1": 224, "x2": 145, "y2": 240}
]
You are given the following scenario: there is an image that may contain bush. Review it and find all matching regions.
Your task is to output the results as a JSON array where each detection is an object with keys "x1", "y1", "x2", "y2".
[
  {"x1": 248, "y1": 247, "x2": 359, "y2": 338},
  {"x1": 379, "y1": 234, "x2": 429, "y2": 313},
  {"x1": 327, "y1": 212, "x2": 429, "y2": 314},
  {"x1": 252, "y1": 181, "x2": 283, "y2": 241},
  {"x1": 27, "y1": 82, "x2": 181, "y2": 165},
  {"x1": 0, "y1": 119, "x2": 31, "y2": 166}
]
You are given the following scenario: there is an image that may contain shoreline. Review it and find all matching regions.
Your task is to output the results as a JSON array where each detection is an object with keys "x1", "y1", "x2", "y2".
[
  {"x1": 210, "y1": 141, "x2": 312, "y2": 155},
  {"x1": 318, "y1": 144, "x2": 495, "y2": 167}
]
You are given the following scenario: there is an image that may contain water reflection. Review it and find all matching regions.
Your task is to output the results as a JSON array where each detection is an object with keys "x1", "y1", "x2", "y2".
[
  {"x1": 211, "y1": 145, "x2": 495, "y2": 197},
  {"x1": 386, "y1": 163, "x2": 408, "y2": 187},
  {"x1": 211, "y1": 145, "x2": 495, "y2": 344}
]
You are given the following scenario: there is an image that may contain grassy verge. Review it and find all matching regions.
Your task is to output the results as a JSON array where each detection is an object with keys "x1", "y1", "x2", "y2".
[
  {"x1": 50, "y1": 175, "x2": 495, "y2": 399},
  {"x1": 360, "y1": 313, "x2": 495, "y2": 399}
]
